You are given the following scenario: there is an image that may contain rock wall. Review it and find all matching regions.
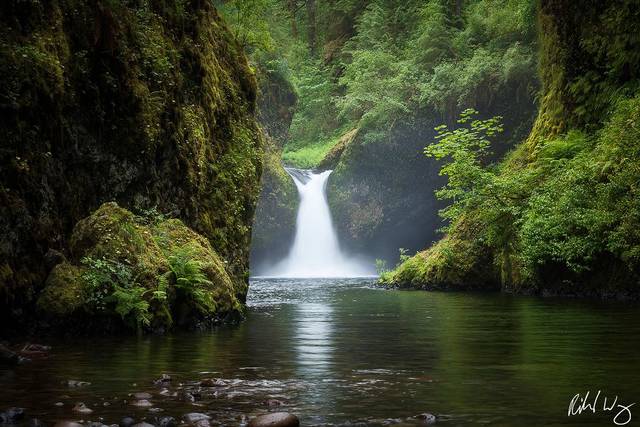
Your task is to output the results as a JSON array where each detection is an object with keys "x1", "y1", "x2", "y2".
[{"x1": 0, "y1": 0, "x2": 263, "y2": 331}]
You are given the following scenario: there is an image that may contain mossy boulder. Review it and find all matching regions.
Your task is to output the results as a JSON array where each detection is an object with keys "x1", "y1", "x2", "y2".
[
  {"x1": 37, "y1": 202, "x2": 241, "y2": 332},
  {"x1": 36, "y1": 263, "x2": 86, "y2": 317},
  {"x1": 0, "y1": 0, "x2": 263, "y2": 331}
]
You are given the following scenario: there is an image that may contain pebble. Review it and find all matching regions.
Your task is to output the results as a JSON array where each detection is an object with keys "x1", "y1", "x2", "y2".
[
  {"x1": 53, "y1": 422, "x2": 83, "y2": 427},
  {"x1": 133, "y1": 392, "x2": 152, "y2": 400},
  {"x1": 132, "y1": 423, "x2": 155, "y2": 427},
  {"x1": 131, "y1": 400, "x2": 153, "y2": 408},
  {"x1": 156, "y1": 417, "x2": 176, "y2": 427},
  {"x1": 119, "y1": 417, "x2": 136, "y2": 427},
  {"x1": 148, "y1": 408, "x2": 163, "y2": 413},
  {"x1": 153, "y1": 375, "x2": 171, "y2": 385},
  {"x1": 54, "y1": 403, "x2": 64, "y2": 407},
  {"x1": 247, "y1": 413, "x2": 299, "y2": 427},
  {"x1": 414, "y1": 413, "x2": 437, "y2": 424},
  {"x1": 66, "y1": 380, "x2": 91, "y2": 388},
  {"x1": 182, "y1": 413, "x2": 210, "y2": 424},
  {"x1": 72, "y1": 403, "x2": 93, "y2": 415}
]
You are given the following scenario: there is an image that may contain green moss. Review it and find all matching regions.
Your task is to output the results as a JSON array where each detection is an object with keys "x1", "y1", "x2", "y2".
[
  {"x1": 0, "y1": 0, "x2": 263, "y2": 325},
  {"x1": 37, "y1": 202, "x2": 242, "y2": 332},
  {"x1": 37, "y1": 263, "x2": 86, "y2": 317}
]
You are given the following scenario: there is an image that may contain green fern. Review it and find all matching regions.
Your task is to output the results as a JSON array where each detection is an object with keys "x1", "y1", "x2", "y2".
[{"x1": 167, "y1": 247, "x2": 216, "y2": 314}]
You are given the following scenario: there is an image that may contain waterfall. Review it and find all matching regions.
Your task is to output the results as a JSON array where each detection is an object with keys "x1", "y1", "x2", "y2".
[{"x1": 264, "y1": 168, "x2": 375, "y2": 278}]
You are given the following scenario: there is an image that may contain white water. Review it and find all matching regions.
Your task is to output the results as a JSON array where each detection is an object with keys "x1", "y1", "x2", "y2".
[{"x1": 263, "y1": 168, "x2": 375, "y2": 278}]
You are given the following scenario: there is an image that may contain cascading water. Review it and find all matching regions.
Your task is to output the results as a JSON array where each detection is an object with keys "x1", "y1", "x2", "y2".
[{"x1": 264, "y1": 168, "x2": 375, "y2": 278}]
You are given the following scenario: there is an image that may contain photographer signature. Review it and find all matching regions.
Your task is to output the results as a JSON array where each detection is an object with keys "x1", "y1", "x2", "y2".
[{"x1": 568, "y1": 390, "x2": 635, "y2": 425}]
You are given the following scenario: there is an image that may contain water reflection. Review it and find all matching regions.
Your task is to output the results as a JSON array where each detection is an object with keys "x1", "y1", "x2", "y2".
[
  {"x1": 294, "y1": 303, "x2": 334, "y2": 376},
  {"x1": 0, "y1": 278, "x2": 638, "y2": 426}
]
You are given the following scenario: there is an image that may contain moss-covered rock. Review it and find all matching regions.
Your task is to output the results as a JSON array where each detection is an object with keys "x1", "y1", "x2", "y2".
[
  {"x1": 0, "y1": 0, "x2": 263, "y2": 331},
  {"x1": 37, "y1": 202, "x2": 241, "y2": 332},
  {"x1": 37, "y1": 263, "x2": 86, "y2": 317}
]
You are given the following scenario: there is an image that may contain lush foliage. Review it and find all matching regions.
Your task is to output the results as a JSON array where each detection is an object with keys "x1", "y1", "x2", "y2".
[{"x1": 220, "y1": 0, "x2": 536, "y2": 167}]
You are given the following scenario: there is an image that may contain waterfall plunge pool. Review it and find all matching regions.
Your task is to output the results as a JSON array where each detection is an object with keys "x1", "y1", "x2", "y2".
[{"x1": 1, "y1": 278, "x2": 639, "y2": 426}]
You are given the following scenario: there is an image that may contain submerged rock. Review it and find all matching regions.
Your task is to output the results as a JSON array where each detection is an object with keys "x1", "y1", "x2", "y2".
[
  {"x1": 182, "y1": 413, "x2": 210, "y2": 424},
  {"x1": 133, "y1": 393, "x2": 152, "y2": 400},
  {"x1": 53, "y1": 422, "x2": 83, "y2": 427},
  {"x1": 247, "y1": 413, "x2": 299, "y2": 427},
  {"x1": 119, "y1": 417, "x2": 136, "y2": 427},
  {"x1": 72, "y1": 403, "x2": 93, "y2": 415},
  {"x1": 131, "y1": 400, "x2": 153, "y2": 408},
  {"x1": 66, "y1": 380, "x2": 91, "y2": 388},
  {"x1": 0, "y1": 408, "x2": 25, "y2": 424},
  {"x1": 154, "y1": 375, "x2": 171, "y2": 386},
  {"x1": 414, "y1": 413, "x2": 436, "y2": 424},
  {"x1": 155, "y1": 417, "x2": 176, "y2": 427}
]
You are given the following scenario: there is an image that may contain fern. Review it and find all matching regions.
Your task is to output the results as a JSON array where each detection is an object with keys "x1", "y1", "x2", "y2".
[{"x1": 167, "y1": 247, "x2": 216, "y2": 314}]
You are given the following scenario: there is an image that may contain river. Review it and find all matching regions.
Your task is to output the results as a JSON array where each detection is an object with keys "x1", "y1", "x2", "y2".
[{"x1": 1, "y1": 278, "x2": 639, "y2": 426}]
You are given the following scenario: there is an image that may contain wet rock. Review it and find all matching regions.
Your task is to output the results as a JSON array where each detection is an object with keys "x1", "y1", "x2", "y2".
[
  {"x1": 0, "y1": 345, "x2": 28, "y2": 365},
  {"x1": 54, "y1": 422, "x2": 83, "y2": 427},
  {"x1": 158, "y1": 389, "x2": 171, "y2": 397},
  {"x1": 199, "y1": 379, "x2": 226, "y2": 387},
  {"x1": 72, "y1": 403, "x2": 93, "y2": 415},
  {"x1": 131, "y1": 400, "x2": 153, "y2": 408},
  {"x1": 29, "y1": 418, "x2": 45, "y2": 427},
  {"x1": 414, "y1": 413, "x2": 436, "y2": 424},
  {"x1": 54, "y1": 403, "x2": 64, "y2": 407},
  {"x1": 153, "y1": 375, "x2": 171, "y2": 385},
  {"x1": 44, "y1": 249, "x2": 67, "y2": 271},
  {"x1": 156, "y1": 417, "x2": 176, "y2": 427},
  {"x1": 247, "y1": 413, "x2": 299, "y2": 427},
  {"x1": 133, "y1": 393, "x2": 152, "y2": 400},
  {"x1": 87, "y1": 423, "x2": 109, "y2": 427},
  {"x1": 67, "y1": 380, "x2": 91, "y2": 388},
  {"x1": 263, "y1": 399, "x2": 284, "y2": 407},
  {"x1": 119, "y1": 417, "x2": 136, "y2": 427},
  {"x1": 148, "y1": 408, "x2": 163, "y2": 413},
  {"x1": 132, "y1": 423, "x2": 155, "y2": 427},
  {"x1": 0, "y1": 408, "x2": 26, "y2": 424},
  {"x1": 182, "y1": 413, "x2": 210, "y2": 424},
  {"x1": 180, "y1": 392, "x2": 195, "y2": 403}
]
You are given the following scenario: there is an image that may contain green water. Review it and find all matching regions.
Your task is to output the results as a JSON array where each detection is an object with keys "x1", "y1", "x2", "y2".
[{"x1": 1, "y1": 278, "x2": 639, "y2": 426}]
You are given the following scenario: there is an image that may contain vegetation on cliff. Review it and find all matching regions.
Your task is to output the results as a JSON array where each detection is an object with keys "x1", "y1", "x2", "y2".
[
  {"x1": 0, "y1": 0, "x2": 263, "y2": 332},
  {"x1": 383, "y1": 0, "x2": 640, "y2": 297}
]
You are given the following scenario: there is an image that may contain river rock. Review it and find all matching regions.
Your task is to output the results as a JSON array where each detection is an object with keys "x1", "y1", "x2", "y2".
[
  {"x1": 263, "y1": 399, "x2": 284, "y2": 407},
  {"x1": 199, "y1": 379, "x2": 226, "y2": 387},
  {"x1": 131, "y1": 400, "x2": 153, "y2": 408},
  {"x1": 72, "y1": 403, "x2": 93, "y2": 415},
  {"x1": 154, "y1": 375, "x2": 171, "y2": 385},
  {"x1": 156, "y1": 416, "x2": 176, "y2": 427},
  {"x1": 119, "y1": 417, "x2": 136, "y2": 427},
  {"x1": 54, "y1": 422, "x2": 83, "y2": 427},
  {"x1": 182, "y1": 413, "x2": 210, "y2": 424},
  {"x1": 67, "y1": 380, "x2": 91, "y2": 388},
  {"x1": 132, "y1": 423, "x2": 155, "y2": 427},
  {"x1": 414, "y1": 413, "x2": 436, "y2": 424},
  {"x1": 29, "y1": 418, "x2": 46, "y2": 427},
  {"x1": 133, "y1": 393, "x2": 152, "y2": 400},
  {"x1": 0, "y1": 408, "x2": 25, "y2": 424},
  {"x1": 247, "y1": 413, "x2": 299, "y2": 427}
]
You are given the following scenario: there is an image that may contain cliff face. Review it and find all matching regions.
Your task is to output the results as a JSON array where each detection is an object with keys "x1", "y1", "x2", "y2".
[
  {"x1": 384, "y1": 0, "x2": 640, "y2": 298},
  {"x1": 0, "y1": 0, "x2": 263, "y2": 330},
  {"x1": 250, "y1": 65, "x2": 298, "y2": 273}
]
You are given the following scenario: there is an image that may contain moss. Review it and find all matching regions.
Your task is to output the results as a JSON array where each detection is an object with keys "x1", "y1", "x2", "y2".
[
  {"x1": 153, "y1": 218, "x2": 238, "y2": 314},
  {"x1": 37, "y1": 263, "x2": 86, "y2": 317},
  {"x1": 37, "y1": 202, "x2": 242, "y2": 332},
  {"x1": 0, "y1": 0, "x2": 263, "y2": 328},
  {"x1": 381, "y1": 215, "x2": 499, "y2": 290}
]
